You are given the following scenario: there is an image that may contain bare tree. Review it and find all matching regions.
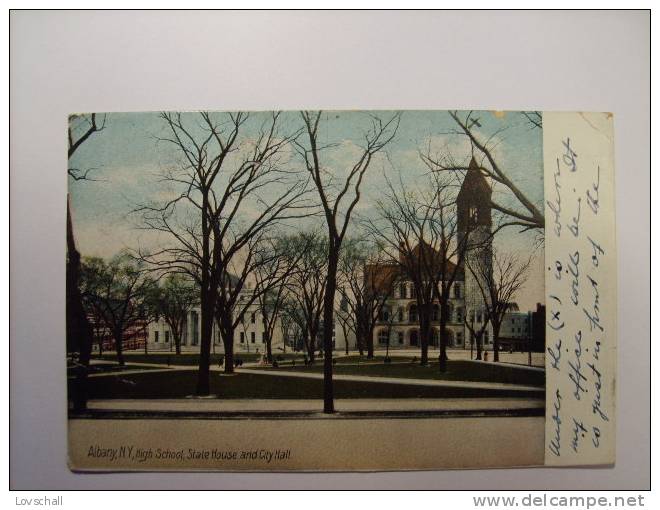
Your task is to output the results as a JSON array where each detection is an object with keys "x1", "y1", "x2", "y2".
[
  {"x1": 280, "y1": 297, "x2": 307, "y2": 355},
  {"x1": 214, "y1": 233, "x2": 305, "y2": 372},
  {"x1": 423, "y1": 110, "x2": 545, "y2": 232},
  {"x1": 281, "y1": 231, "x2": 328, "y2": 364},
  {"x1": 136, "y1": 111, "x2": 310, "y2": 395},
  {"x1": 337, "y1": 238, "x2": 395, "y2": 359},
  {"x1": 153, "y1": 274, "x2": 198, "y2": 355},
  {"x1": 295, "y1": 110, "x2": 400, "y2": 413},
  {"x1": 335, "y1": 301, "x2": 356, "y2": 355},
  {"x1": 67, "y1": 112, "x2": 107, "y2": 411},
  {"x1": 254, "y1": 237, "x2": 303, "y2": 363},
  {"x1": 424, "y1": 172, "x2": 475, "y2": 372},
  {"x1": 522, "y1": 111, "x2": 542, "y2": 130},
  {"x1": 367, "y1": 172, "x2": 472, "y2": 369},
  {"x1": 467, "y1": 246, "x2": 531, "y2": 362},
  {"x1": 68, "y1": 113, "x2": 106, "y2": 162},
  {"x1": 464, "y1": 308, "x2": 490, "y2": 361}
]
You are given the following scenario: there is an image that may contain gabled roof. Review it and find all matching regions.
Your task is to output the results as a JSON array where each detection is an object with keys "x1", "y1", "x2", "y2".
[{"x1": 364, "y1": 241, "x2": 465, "y2": 293}]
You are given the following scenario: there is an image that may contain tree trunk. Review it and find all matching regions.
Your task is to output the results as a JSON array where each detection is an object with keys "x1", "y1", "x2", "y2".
[
  {"x1": 196, "y1": 199, "x2": 214, "y2": 396},
  {"x1": 366, "y1": 325, "x2": 375, "y2": 359},
  {"x1": 307, "y1": 335, "x2": 316, "y2": 364},
  {"x1": 113, "y1": 328, "x2": 125, "y2": 366},
  {"x1": 217, "y1": 316, "x2": 235, "y2": 374},
  {"x1": 438, "y1": 301, "x2": 450, "y2": 372},
  {"x1": 322, "y1": 250, "x2": 339, "y2": 414},
  {"x1": 492, "y1": 321, "x2": 501, "y2": 362},
  {"x1": 196, "y1": 290, "x2": 214, "y2": 395},
  {"x1": 355, "y1": 321, "x2": 365, "y2": 357},
  {"x1": 67, "y1": 200, "x2": 94, "y2": 411},
  {"x1": 174, "y1": 329, "x2": 182, "y2": 355},
  {"x1": 357, "y1": 333, "x2": 364, "y2": 356},
  {"x1": 265, "y1": 331, "x2": 273, "y2": 363},
  {"x1": 419, "y1": 308, "x2": 431, "y2": 366},
  {"x1": 223, "y1": 332, "x2": 235, "y2": 374}
]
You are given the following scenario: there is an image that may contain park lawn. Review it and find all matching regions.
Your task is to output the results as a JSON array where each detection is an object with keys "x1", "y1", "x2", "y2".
[
  {"x1": 254, "y1": 360, "x2": 545, "y2": 387},
  {"x1": 69, "y1": 370, "x2": 545, "y2": 400},
  {"x1": 67, "y1": 364, "x2": 167, "y2": 376},
  {"x1": 91, "y1": 352, "x2": 304, "y2": 366}
]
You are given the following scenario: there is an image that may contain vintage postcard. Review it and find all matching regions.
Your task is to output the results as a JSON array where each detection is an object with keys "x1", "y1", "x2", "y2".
[{"x1": 66, "y1": 110, "x2": 616, "y2": 471}]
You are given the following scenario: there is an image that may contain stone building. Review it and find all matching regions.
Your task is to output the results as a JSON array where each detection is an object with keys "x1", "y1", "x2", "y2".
[{"x1": 335, "y1": 157, "x2": 496, "y2": 352}]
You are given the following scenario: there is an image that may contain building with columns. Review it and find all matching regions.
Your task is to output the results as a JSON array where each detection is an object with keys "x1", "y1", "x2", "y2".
[
  {"x1": 147, "y1": 283, "x2": 288, "y2": 354},
  {"x1": 144, "y1": 158, "x2": 545, "y2": 356}
]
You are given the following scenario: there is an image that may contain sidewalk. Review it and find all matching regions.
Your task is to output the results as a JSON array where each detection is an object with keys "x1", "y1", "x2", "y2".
[
  {"x1": 86, "y1": 397, "x2": 544, "y2": 413},
  {"x1": 238, "y1": 368, "x2": 543, "y2": 392},
  {"x1": 75, "y1": 397, "x2": 545, "y2": 419}
]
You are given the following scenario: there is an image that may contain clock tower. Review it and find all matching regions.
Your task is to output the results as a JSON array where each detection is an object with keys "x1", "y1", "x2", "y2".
[{"x1": 457, "y1": 157, "x2": 493, "y2": 351}]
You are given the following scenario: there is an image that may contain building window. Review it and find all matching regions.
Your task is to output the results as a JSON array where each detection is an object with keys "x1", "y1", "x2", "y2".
[
  {"x1": 379, "y1": 306, "x2": 389, "y2": 322},
  {"x1": 251, "y1": 332, "x2": 255, "y2": 343},
  {"x1": 378, "y1": 330, "x2": 389, "y2": 345},
  {"x1": 456, "y1": 308, "x2": 463, "y2": 323},
  {"x1": 454, "y1": 284, "x2": 461, "y2": 299},
  {"x1": 397, "y1": 307, "x2": 404, "y2": 322},
  {"x1": 262, "y1": 332, "x2": 266, "y2": 343},
  {"x1": 398, "y1": 331, "x2": 404, "y2": 344},
  {"x1": 154, "y1": 331, "x2": 159, "y2": 343},
  {"x1": 410, "y1": 285, "x2": 417, "y2": 299},
  {"x1": 477, "y1": 311, "x2": 483, "y2": 323},
  {"x1": 240, "y1": 332, "x2": 245, "y2": 343},
  {"x1": 399, "y1": 283, "x2": 407, "y2": 299},
  {"x1": 240, "y1": 312, "x2": 245, "y2": 323},
  {"x1": 456, "y1": 331, "x2": 463, "y2": 345},
  {"x1": 409, "y1": 304, "x2": 418, "y2": 322},
  {"x1": 165, "y1": 331, "x2": 170, "y2": 343},
  {"x1": 340, "y1": 298, "x2": 348, "y2": 312},
  {"x1": 484, "y1": 330, "x2": 490, "y2": 344},
  {"x1": 251, "y1": 312, "x2": 255, "y2": 324},
  {"x1": 432, "y1": 304, "x2": 439, "y2": 321}
]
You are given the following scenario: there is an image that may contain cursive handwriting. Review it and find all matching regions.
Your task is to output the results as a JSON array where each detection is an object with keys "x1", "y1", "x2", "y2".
[
  {"x1": 567, "y1": 330, "x2": 588, "y2": 401},
  {"x1": 547, "y1": 338, "x2": 562, "y2": 371},
  {"x1": 549, "y1": 389, "x2": 563, "y2": 457},
  {"x1": 547, "y1": 159, "x2": 562, "y2": 237},
  {"x1": 582, "y1": 275, "x2": 604, "y2": 333},
  {"x1": 562, "y1": 138, "x2": 578, "y2": 172},
  {"x1": 545, "y1": 124, "x2": 613, "y2": 464},
  {"x1": 586, "y1": 165, "x2": 600, "y2": 214}
]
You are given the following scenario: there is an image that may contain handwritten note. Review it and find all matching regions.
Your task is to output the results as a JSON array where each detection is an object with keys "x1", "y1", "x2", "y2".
[{"x1": 544, "y1": 112, "x2": 616, "y2": 466}]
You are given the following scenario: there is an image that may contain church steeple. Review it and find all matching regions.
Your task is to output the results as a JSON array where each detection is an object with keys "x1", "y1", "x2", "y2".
[{"x1": 457, "y1": 157, "x2": 492, "y2": 234}]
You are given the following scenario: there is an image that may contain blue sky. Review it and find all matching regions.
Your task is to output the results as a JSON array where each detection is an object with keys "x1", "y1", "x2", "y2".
[{"x1": 69, "y1": 110, "x2": 544, "y2": 311}]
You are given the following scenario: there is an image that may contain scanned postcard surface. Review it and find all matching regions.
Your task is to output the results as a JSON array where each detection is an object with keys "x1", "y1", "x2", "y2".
[{"x1": 66, "y1": 110, "x2": 616, "y2": 471}]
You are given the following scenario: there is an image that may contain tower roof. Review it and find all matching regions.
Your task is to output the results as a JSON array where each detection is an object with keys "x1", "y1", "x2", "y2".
[{"x1": 459, "y1": 157, "x2": 491, "y2": 197}]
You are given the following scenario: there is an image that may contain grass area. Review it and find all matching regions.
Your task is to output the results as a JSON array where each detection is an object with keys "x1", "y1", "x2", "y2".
[
  {"x1": 91, "y1": 352, "x2": 304, "y2": 365},
  {"x1": 68, "y1": 363, "x2": 167, "y2": 375},
  {"x1": 69, "y1": 370, "x2": 544, "y2": 400},
  {"x1": 253, "y1": 360, "x2": 545, "y2": 387}
]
